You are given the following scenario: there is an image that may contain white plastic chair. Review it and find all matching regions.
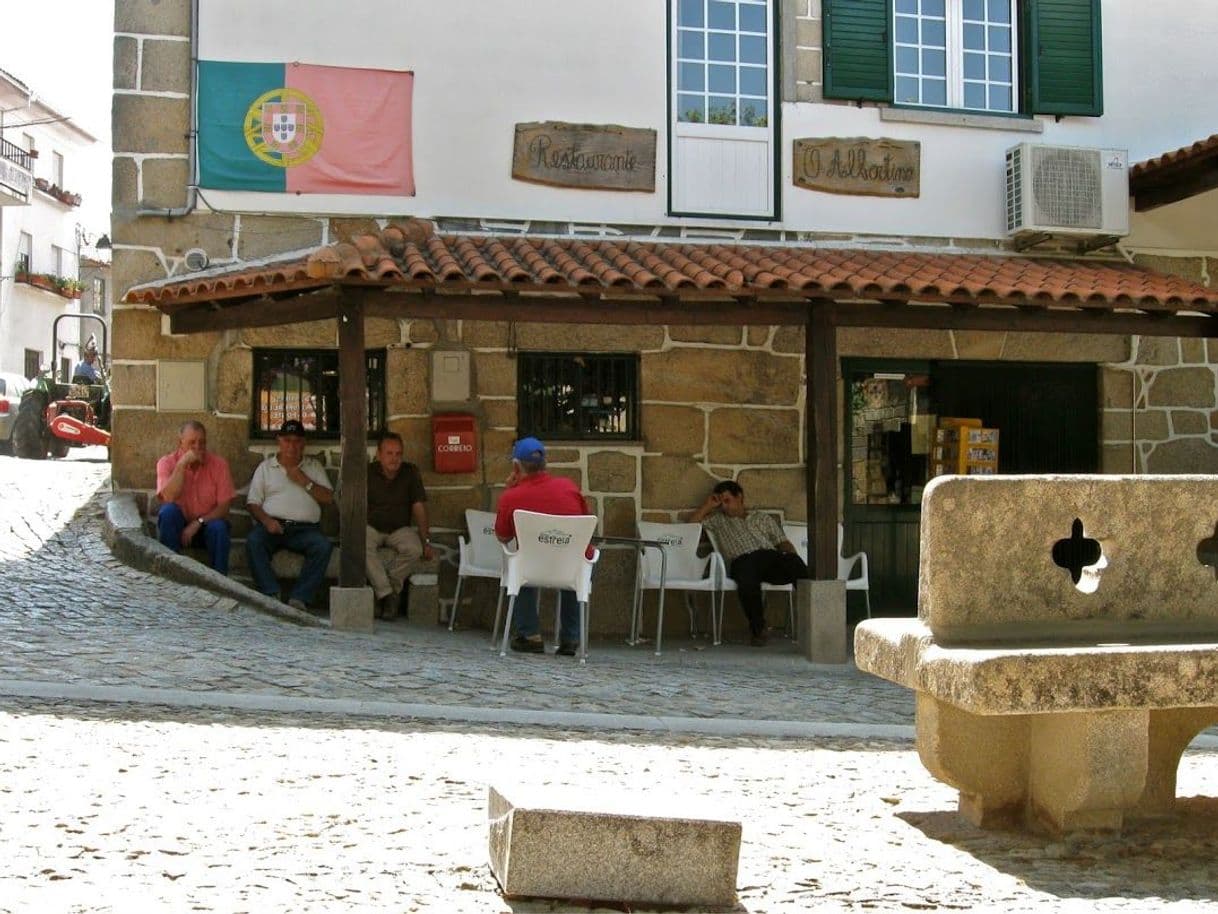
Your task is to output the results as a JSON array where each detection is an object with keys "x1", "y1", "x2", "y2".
[
  {"x1": 705, "y1": 524, "x2": 798, "y2": 639},
  {"x1": 634, "y1": 521, "x2": 721, "y2": 654},
  {"x1": 498, "y1": 511, "x2": 600, "y2": 663},
  {"x1": 449, "y1": 509, "x2": 504, "y2": 633},
  {"x1": 838, "y1": 523, "x2": 872, "y2": 618}
]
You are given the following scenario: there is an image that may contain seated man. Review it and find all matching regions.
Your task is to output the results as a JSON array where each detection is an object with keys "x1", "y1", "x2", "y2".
[
  {"x1": 71, "y1": 339, "x2": 101, "y2": 384},
  {"x1": 690, "y1": 480, "x2": 808, "y2": 646},
  {"x1": 367, "y1": 432, "x2": 434, "y2": 619},
  {"x1": 494, "y1": 436, "x2": 589, "y2": 657},
  {"x1": 155, "y1": 420, "x2": 234, "y2": 573},
  {"x1": 244, "y1": 420, "x2": 334, "y2": 611}
]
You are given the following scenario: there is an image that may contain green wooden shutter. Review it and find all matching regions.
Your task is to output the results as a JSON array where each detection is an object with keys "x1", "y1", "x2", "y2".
[
  {"x1": 823, "y1": 0, "x2": 893, "y2": 102},
  {"x1": 1026, "y1": 0, "x2": 1103, "y2": 116}
]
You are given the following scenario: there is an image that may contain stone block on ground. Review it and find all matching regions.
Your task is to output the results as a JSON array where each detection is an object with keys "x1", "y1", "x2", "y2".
[
  {"x1": 487, "y1": 784, "x2": 741, "y2": 907},
  {"x1": 799, "y1": 579, "x2": 847, "y2": 664},
  {"x1": 329, "y1": 586, "x2": 374, "y2": 632}
]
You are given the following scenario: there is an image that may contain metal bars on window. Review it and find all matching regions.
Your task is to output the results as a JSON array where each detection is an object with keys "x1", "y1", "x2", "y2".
[
  {"x1": 251, "y1": 348, "x2": 386, "y2": 439},
  {"x1": 517, "y1": 353, "x2": 640, "y2": 440}
]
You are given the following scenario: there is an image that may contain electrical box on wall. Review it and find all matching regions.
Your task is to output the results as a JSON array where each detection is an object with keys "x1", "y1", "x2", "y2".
[
  {"x1": 432, "y1": 413, "x2": 477, "y2": 473},
  {"x1": 432, "y1": 349, "x2": 470, "y2": 402}
]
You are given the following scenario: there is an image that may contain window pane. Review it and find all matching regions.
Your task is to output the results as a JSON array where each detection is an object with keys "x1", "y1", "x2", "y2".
[
  {"x1": 708, "y1": 95, "x2": 736, "y2": 123},
  {"x1": 678, "y1": 0, "x2": 704, "y2": 27},
  {"x1": 895, "y1": 15, "x2": 918, "y2": 44},
  {"x1": 963, "y1": 51, "x2": 985, "y2": 79},
  {"x1": 963, "y1": 0, "x2": 985, "y2": 20},
  {"x1": 922, "y1": 0, "x2": 944, "y2": 15},
  {"x1": 989, "y1": 84, "x2": 1012, "y2": 111},
  {"x1": 739, "y1": 65, "x2": 767, "y2": 96},
  {"x1": 739, "y1": 4, "x2": 766, "y2": 32},
  {"x1": 678, "y1": 93, "x2": 706, "y2": 122},
  {"x1": 708, "y1": 0, "x2": 735, "y2": 29},
  {"x1": 989, "y1": 25, "x2": 1010, "y2": 52},
  {"x1": 708, "y1": 63, "x2": 735, "y2": 92},
  {"x1": 922, "y1": 18, "x2": 945, "y2": 47},
  {"x1": 709, "y1": 31, "x2": 735, "y2": 61},
  {"x1": 896, "y1": 76, "x2": 920, "y2": 103},
  {"x1": 679, "y1": 61, "x2": 705, "y2": 91},
  {"x1": 963, "y1": 23, "x2": 984, "y2": 49},
  {"x1": 921, "y1": 48, "x2": 945, "y2": 76},
  {"x1": 896, "y1": 46, "x2": 919, "y2": 74},
  {"x1": 988, "y1": 0, "x2": 1011, "y2": 24},
  {"x1": 739, "y1": 100, "x2": 767, "y2": 125},
  {"x1": 679, "y1": 29, "x2": 705, "y2": 59},
  {"x1": 989, "y1": 54, "x2": 1011, "y2": 82},
  {"x1": 518, "y1": 353, "x2": 640, "y2": 441},
  {"x1": 896, "y1": 0, "x2": 917, "y2": 11},
  {"x1": 740, "y1": 34, "x2": 766, "y2": 64},
  {"x1": 923, "y1": 78, "x2": 946, "y2": 106},
  {"x1": 963, "y1": 82, "x2": 986, "y2": 109}
]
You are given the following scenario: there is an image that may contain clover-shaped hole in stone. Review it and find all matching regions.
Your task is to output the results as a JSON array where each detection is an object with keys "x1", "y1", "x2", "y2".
[
  {"x1": 1052, "y1": 518, "x2": 1104, "y2": 594},
  {"x1": 1197, "y1": 523, "x2": 1218, "y2": 579}
]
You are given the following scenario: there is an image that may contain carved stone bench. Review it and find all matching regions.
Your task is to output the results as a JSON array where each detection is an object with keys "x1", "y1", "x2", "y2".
[{"x1": 854, "y1": 475, "x2": 1218, "y2": 833}]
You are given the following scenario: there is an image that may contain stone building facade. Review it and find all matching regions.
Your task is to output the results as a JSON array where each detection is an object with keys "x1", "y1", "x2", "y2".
[{"x1": 110, "y1": 0, "x2": 1218, "y2": 634}]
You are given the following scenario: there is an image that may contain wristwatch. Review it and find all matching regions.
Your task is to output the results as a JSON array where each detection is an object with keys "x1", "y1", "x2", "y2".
[
  {"x1": 305, "y1": 481, "x2": 315, "y2": 493},
  {"x1": 196, "y1": 517, "x2": 206, "y2": 525}
]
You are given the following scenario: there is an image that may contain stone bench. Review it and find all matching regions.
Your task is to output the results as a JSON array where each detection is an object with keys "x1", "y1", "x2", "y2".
[{"x1": 854, "y1": 475, "x2": 1218, "y2": 833}]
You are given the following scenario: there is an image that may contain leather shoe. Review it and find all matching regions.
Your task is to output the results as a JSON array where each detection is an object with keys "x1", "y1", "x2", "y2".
[
  {"x1": 377, "y1": 594, "x2": 398, "y2": 620},
  {"x1": 556, "y1": 641, "x2": 579, "y2": 657},
  {"x1": 750, "y1": 632, "x2": 769, "y2": 647},
  {"x1": 510, "y1": 636, "x2": 545, "y2": 654}
]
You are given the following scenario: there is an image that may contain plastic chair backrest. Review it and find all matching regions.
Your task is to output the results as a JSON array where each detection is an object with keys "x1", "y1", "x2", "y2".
[
  {"x1": 783, "y1": 522, "x2": 809, "y2": 565},
  {"x1": 465, "y1": 509, "x2": 503, "y2": 571},
  {"x1": 506, "y1": 510, "x2": 598, "y2": 600},
  {"x1": 636, "y1": 521, "x2": 707, "y2": 583}
]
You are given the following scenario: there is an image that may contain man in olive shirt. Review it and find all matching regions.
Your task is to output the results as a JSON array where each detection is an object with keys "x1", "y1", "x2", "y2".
[{"x1": 367, "y1": 432, "x2": 434, "y2": 618}]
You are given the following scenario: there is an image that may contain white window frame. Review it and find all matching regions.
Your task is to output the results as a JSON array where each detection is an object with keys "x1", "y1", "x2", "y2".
[
  {"x1": 670, "y1": 0, "x2": 776, "y2": 218},
  {"x1": 893, "y1": 0, "x2": 1018, "y2": 114},
  {"x1": 52, "y1": 150, "x2": 64, "y2": 187},
  {"x1": 17, "y1": 232, "x2": 32, "y2": 272}
]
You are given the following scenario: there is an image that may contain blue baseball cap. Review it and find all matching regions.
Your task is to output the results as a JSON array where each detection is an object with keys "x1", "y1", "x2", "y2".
[{"x1": 512, "y1": 436, "x2": 546, "y2": 461}]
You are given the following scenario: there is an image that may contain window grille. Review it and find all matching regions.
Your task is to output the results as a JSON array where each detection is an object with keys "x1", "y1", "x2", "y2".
[
  {"x1": 251, "y1": 348, "x2": 386, "y2": 439},
  {"x1": 517, "y1": 352, "x2": 639, "y2": 440}
]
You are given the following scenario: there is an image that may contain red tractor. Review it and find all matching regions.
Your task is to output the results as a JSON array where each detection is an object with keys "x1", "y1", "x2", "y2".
[{"x1": 12, "y1": 314, "x2": 112, "y2": 459}]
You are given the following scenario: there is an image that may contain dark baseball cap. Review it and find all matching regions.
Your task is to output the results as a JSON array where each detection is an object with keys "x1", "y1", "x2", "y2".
[{"x1": 278, "y1": 419, "x2": 306, "y2": 436}]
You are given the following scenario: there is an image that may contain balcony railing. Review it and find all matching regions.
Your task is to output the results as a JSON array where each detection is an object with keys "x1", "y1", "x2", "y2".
[{"x1": 0, "y1": 137, "x2": 34, "y2": 171}]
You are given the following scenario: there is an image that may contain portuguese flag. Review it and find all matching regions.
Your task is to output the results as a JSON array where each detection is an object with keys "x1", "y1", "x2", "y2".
[{"x1": 197, "y1": 60, "x2": 414, "y2": 196}]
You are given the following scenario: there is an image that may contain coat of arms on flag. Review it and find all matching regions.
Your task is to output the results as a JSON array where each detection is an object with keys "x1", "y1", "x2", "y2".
[{"x1": 198, "y1": 60, "x2": 414, "y2": 196}]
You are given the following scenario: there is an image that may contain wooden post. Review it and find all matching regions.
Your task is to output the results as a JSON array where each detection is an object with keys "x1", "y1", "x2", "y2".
[
  {"x1": 806, "y1": 305, "x2": 838, "y2": 580},
  {"x1": 337, "y1": 293, "x2": 368, "y2": 588}
]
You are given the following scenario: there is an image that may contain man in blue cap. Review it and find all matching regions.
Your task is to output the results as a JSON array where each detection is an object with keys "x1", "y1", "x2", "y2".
[{"x1": 495, "y1": 436, "x2": 590, "y2": 655}]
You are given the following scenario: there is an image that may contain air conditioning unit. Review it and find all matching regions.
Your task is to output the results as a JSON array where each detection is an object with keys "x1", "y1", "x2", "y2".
[{"x1": 1005, "y1": 143, "x2": 1129, "y2": 238}]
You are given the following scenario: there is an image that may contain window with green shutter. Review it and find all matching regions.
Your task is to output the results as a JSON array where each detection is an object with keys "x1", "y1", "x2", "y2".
[{"x1": 822, "y1": 0, "x2": 1101, "y2": 117}]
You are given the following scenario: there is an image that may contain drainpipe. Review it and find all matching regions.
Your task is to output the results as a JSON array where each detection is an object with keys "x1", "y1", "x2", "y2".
[{"x1": 136, "y1": 0, "x2": 199, "y2": 219}]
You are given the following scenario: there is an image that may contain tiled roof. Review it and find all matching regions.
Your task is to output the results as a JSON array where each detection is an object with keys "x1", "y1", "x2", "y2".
[
  {"x1": 126, "y1": 222, "x2": 1218, "y2": 312},
  {"x1": 1132, "y1": 134, "x2": 1218, "y2": 181}
]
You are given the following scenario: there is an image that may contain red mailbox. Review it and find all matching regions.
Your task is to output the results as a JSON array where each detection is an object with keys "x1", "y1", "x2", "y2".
[{"x1": 432, "y1": 413, "x2": 477, "y2": 473}]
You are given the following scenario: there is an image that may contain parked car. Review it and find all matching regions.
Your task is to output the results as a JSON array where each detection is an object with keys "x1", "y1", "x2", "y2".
[{"x1": 0, "y1": 373, "x2": 31, "y2": 454}]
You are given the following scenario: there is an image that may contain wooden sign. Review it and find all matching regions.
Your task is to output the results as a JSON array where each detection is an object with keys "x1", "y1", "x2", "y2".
[
  {"x1": 512, "y1": 121, "x2": 657, "y2": 192},
  {"x1": 793, "y1": 137, "x2": 920, "y2": 198}
]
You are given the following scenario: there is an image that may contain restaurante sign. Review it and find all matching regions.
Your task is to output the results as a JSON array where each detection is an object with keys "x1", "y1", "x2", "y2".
[
  {"x1": 793, "y1": 137, "x2": 920, "y2": 198},
  {"x1": 512, "y1": 121, "x2": 657, "y2": 192}
]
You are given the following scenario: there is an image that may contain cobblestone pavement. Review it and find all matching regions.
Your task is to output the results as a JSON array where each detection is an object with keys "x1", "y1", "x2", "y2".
[
  {"x1": 0, "y1": 454, "x2": 911, "y2": 728},
  {"x1": 5, "y1": 698, "x2": 1218, "y2": 913},
  {"x1": 6, "y1": 455, "x2": 1218, "y2": 913}
]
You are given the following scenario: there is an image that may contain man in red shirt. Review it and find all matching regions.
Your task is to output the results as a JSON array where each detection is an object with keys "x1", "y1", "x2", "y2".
[
  {"x1": 495, "y1": 436, "x2": 590, "y2": 656},
  {"x1": 155, "y1": 420, "x2": 236, "y2": 574}
]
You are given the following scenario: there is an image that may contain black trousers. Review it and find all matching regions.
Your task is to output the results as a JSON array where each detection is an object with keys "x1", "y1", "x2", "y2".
[{"x1": 729, "y1": 549, "x2": 810, "y2": 635}]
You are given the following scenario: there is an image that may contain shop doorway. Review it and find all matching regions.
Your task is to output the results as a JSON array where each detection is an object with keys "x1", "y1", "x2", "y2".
[{"x1": 843, "y1": 359, "x2": 1099, "y2": 615}]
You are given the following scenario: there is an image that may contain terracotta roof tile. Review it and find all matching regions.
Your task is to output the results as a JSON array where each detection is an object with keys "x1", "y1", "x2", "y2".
[
  {"x1": 1132, "y1": 134, "x2": 1218, "y2": 180},
  {"x1": 124, "y1": 226, "x2": 1218, "y2": 313}
]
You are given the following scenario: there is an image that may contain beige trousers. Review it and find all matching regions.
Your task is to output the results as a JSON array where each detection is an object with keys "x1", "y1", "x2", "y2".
[{"x1": 366, "y1": 525, "x2": 423, "y2": 599}]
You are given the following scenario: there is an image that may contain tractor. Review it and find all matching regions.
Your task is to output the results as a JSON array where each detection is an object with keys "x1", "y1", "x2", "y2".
[{"x1": 12, "y1": 314, "x2": 112, "y2": 459}]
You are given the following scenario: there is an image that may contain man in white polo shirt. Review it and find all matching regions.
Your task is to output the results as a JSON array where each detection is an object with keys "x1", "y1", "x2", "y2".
[{"x1": 245, "y1": 420, "x2": 334, "y2": 610}]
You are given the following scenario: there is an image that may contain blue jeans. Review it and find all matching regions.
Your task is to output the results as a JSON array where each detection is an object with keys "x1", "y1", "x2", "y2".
[
  {"x1": 157, "y1": 503, "x2": 231, "y2": 575},
  {"x1": 512, "y1": 586, "x2": 580, "y2": 643},
  {"x1": 245, "y1": 521, "x2": 333, "y2": 606}
]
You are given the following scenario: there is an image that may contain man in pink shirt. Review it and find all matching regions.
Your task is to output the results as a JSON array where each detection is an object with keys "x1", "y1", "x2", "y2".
[
  {"x1": 155, "y1": 420, "x2": 236, "y2": 574},
  {"x1": 495, "y1": 436, "x2": 590, "y2": 656}
]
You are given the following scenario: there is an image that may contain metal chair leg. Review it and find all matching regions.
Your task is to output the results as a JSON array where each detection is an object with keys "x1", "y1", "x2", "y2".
[
  {"x1": 490, "y1": 586, "x2": 506, "y2": 647},
  {"x1": 449, "y1": 575, "x2": 464, "y2": 632},
  {"x1": 579, "y1": 599, "x2": 588, "y2": 664},
  {"x1": 499, "y1": 594, "x2": 517, "y2": 657}
]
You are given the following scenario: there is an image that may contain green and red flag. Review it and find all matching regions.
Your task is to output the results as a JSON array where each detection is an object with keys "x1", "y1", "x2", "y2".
[{"x1": 197, "y1": 60, "x2": 414, "y2": 196}]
